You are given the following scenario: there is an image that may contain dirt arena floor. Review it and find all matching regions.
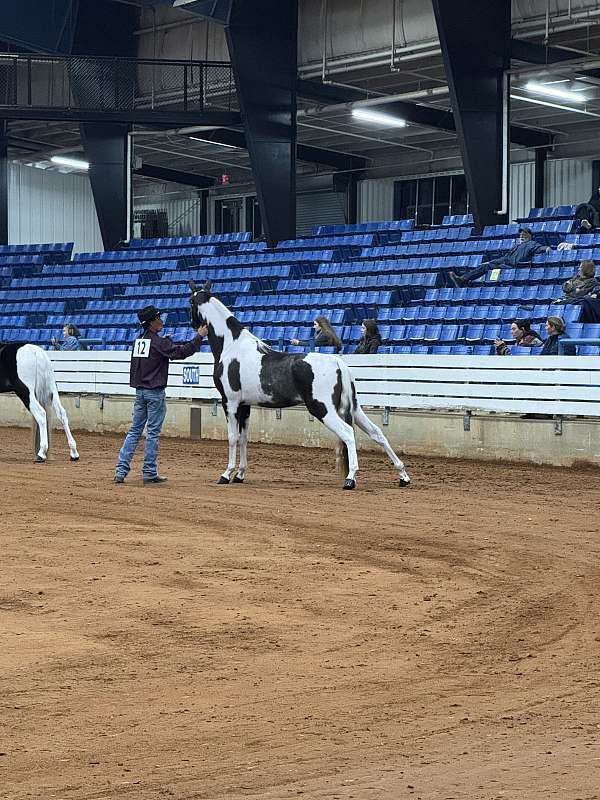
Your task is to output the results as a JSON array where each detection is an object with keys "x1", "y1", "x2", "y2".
[{"x1": 2, "y1": 427, "x2": 600, "y2": 800}]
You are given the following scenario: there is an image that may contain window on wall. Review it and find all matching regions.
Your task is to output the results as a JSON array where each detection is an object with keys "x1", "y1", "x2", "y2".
[{"x1": 394, "y1": 174, "x2": 469, "y2": 224}]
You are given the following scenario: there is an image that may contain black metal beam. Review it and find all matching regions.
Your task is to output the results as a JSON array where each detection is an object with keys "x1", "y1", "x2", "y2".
[
  {"x1": 134, "y1": 163, "x2": 215, "y2": 189},
  {"x1": 225, "y1": 0, "x2": 298, "y2": 246},
  {"x1": 510, "y1": 38, "x2": 582, "y2": 64},
  {"x1": 432, "y1": 0, "x2": 511, "y2": 231},
  {"x1": 80, "y1": 122, "x2": 130, "y2": 250},
  {"x1": 0, "y1": 120, "x2": 8, "y2": 245},
  {"x1": 297, "y1": 78, "x2": 551, "y2": 149},
  {"x1": 535, "y1": 148, "x2": 548, "y2": 208},
  {"x1": 0, "y1": 108, "x2": 242, "y2": 126},
  {"x1": 191, "y1": 128, "x2": 367, "y2": 171}
]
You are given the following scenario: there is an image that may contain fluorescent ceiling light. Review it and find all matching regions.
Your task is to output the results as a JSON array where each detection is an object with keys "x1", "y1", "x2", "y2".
[
  {"x1": 525, "y1": 80, "x2": 587, "y2": 104},
  {"x1": 351, "y1": 108, "x2": 407, "y2": 128},
  {"x1": 189, "y1": 136, "x2": 238, "y2": 149},
  {"x1": 510, "y1": 93, "x2": 600, "y2": 118},
  {"x1": 50, "y1": 155, "x2": 89, "y2": 170}
]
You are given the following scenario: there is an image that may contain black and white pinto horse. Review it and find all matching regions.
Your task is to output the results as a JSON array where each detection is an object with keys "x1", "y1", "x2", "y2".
[
  {"x1": 0, "y1": 343, "x2": 79, "y2": 462},
  {"x1": 189, "y1": 280, "x2": 410, "y2": 490}
]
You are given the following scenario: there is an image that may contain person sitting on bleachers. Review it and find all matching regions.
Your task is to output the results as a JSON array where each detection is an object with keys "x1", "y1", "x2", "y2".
[
  {"x1": 354, "y1": 319, "x2": 382, "y2": 354},
  {"x1": 576, "y1": 187, "x2": 600, "y2": 231},
  {"x1": 52, "y1": 324, "x2": 87, "y2": 351},
  {"x1": 494, "y1": 319, "x2": 543, "y2": 356},
  {"x1": 552, "y1": 259, "x2": 600, "y2": 305},
  {"x1": 540, "y1": 316, "x2": 576, "y2": 355},
  {"x1": 290, "y1": 315, "x2": 343, "y2": 353},
  {"x1": 447, "y1": 227, "x2": 550, "y2": 287}
]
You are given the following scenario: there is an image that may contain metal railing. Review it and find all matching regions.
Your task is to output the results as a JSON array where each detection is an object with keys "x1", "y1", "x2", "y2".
[{"x1": 0, "y1": 54, "x2": 236, "y2": 114}]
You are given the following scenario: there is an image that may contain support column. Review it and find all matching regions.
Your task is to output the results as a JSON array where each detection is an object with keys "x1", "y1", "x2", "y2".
[
  {"x1": 80, "y1": 123, "x2": 130, "y2": 250},
  {"x1": 0, "y1": 121, "x2": 8, "y2": 246},
  {"x1": 226, "y1": 0, "x2": 298, "y2": 246},
  {"x1": 432, "y1": 0, "x2": 511, "y2": 232},
  {"x1": 535, "y1": 148, "x2": 548, "y2": 209}
]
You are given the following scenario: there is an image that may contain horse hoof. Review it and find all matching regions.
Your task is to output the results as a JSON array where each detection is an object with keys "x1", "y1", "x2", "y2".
[
  {"x1": 217, "y1": 476, "x2": 230, "y2": 485},
  {"x1": 399, "y1": 477, "x2": 411, "y2": 487},
  {"x1": 70, "y1": 456, "x2": 80, "y2": 462},
  {"x1": 232, "y1": 476, "x2": 244, "y2": 484},
  {"x1": 34, "y1": 456, "x2": 46, "y2": 464},
  {"x1": 343, "y1": 479, "x2": 356, "y2": 490}
]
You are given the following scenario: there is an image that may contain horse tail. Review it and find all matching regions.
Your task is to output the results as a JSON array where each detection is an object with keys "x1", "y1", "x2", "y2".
[{"x1": 334, "y1": 360, "x2": 356, "y2": 477}]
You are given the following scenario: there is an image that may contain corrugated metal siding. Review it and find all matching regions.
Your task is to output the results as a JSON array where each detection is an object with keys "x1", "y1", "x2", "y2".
[
  {"x1": 510, "y1": 161, "x2": 535, "y2": 222},
  {"x1": 8, "y1": 162, "x2": 102, "y2": 252},
  {"x1": 545, "y1": 158, "x2": 593, "y2": 207},
  {"x1": 296, "y1": 192, "x2": 347, "y2": 236},
  {"x1": 357, "y1": 178, "x2": 395, "y2": 223},
  {"x1": 134, "y1": 195, "x2": 204, "y2": 236}
]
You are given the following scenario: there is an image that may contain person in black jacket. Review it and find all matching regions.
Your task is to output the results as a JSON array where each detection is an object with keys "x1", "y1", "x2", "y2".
[
  {"x1": 290, "y1": 315, "x2": 343, "y2": 353},
  {"x1": 354, "y1": 319, "x2": 382, "y2": 354},
  {"x1": 447, "y1": 227, "x2": 550, "y2": 287},
  {"x1": 576, "y1": 187, "x2": 600, "y2": 230},
  {"x1": 540, "y1": 316, "x2": 577, "y2": 355}
]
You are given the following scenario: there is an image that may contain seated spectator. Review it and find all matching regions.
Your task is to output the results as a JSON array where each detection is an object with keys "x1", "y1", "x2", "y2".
[
  {"x1": 447, "y1": 227, "x2": 550, "y2": 287},
  {"x1": 52, "y1": 324, "x2": 87, "y2": 351},
  {"x1": 553, "y1": 259, "x2": 600, "y2": 305},
  {"x1": 575, "y1": 187, "x2": 600, "y2": 231},
  {"x1": 290, "y1": 315, "x2": 342, "y2": 353},
  {"x1": 540, "y1": 316, "x2": 576, "y2": 355},
  {"x1": 354, "y1": 319, "x2": 382, "y2": 354},
  {"x1": 495, "y1": 319, "x2": 543, "y2": 356}
]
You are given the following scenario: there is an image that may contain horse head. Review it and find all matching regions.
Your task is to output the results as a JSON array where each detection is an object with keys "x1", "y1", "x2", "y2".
[{"x1": 188, "y1": 279, "x2": 213, "y2": 328}]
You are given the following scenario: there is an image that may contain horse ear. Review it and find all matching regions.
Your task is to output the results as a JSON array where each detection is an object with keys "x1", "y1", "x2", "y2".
[
  {"x1": 203, "y1": 279, "x2": 212, "y2": 292},
  {"x1": 189, "y1": 280, "x2": 197, "y2": 292}
]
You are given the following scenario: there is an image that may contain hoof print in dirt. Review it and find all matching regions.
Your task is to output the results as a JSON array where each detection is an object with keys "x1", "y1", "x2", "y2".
[
  {"x1": 343, "y1": 479, "x2": 356, "y2": 490},
  {"x1": 217, "y1": 476, "x2": 230, "y2": 485}
]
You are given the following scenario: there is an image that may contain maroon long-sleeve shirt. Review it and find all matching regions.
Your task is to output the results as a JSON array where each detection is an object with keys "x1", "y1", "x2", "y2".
[{"x1": 129, "y1": 330, "x2": 203, "y2": 390}]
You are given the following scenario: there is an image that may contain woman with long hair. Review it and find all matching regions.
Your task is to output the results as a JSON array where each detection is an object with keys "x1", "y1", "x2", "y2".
[
  {"x1": 291, "y1": 315, "x2": 343, "y2": 353},
  {"x1": 354, "y1": 319, "x2": 382, "y2": 354}
]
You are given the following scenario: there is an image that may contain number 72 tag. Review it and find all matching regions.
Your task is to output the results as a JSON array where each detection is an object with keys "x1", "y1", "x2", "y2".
[{"x1": 133, "y1": 338, "x2": 151, "y2": 358}]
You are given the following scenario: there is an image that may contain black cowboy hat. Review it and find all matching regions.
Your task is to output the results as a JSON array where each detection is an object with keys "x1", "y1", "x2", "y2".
[{"x1": 137, "y1": 304, "x2": 162, "y2": 325}]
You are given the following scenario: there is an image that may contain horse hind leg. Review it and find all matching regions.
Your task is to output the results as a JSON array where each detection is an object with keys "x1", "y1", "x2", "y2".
[
  {"x1": 51, "y1": 392, "x2": 79, "y2": 461},
  {"x1": 319, "y1": 408, "x2": 359, "y2": 490},
  {"x1": 353, "y1": 404, "x2": 410, "y2": 486},
  {"x1": 12, "y1": 379, "x2": 48, "y2": 462}
]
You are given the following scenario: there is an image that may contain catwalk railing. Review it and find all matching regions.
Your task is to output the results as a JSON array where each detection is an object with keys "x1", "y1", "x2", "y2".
[
  {"x1": 47, "y1": 351, "x2": 600, "y2": 418},
  {"x1": 0, "y1": 54, "x2": 236, "y2": 119}
]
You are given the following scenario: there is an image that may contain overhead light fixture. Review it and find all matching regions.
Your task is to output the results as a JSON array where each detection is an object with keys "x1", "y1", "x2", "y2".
[
  {"x1": 50, "y1": 155, "x2": 89, "y2": 170},
  {"x1": 525, "y1": 81, "x2": 587, "y2": 104},
  {"x1": 510, "y1": 93, "x2": 600, "y2": 118},
  {"x1": 189, "y1": 136, "x2": 238, "y2": 149},
  {"x1": 351, "y1": 108, "x2": 407, "y2": 128}
]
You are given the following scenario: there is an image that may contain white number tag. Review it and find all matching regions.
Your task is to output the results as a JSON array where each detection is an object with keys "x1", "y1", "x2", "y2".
[{"x1": 133, "y1": 338, "x2": 151, "y2": 358}]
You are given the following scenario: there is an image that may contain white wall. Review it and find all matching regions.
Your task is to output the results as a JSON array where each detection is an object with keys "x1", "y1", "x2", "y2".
[
  {"x1": 357, "y1": 177, "x2": 395, "y2": 223},
  {"x1": 8, "y1": 162, "x2": 102, "y2": 253}
]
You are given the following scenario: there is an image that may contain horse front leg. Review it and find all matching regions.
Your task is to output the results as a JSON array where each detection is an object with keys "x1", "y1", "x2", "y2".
[
  {"x1": 233, "y1": 405, "x2": 250, "y2": 483},
  {"x1": 218, "y1": 408, "x2": 240, "y2": 484}
]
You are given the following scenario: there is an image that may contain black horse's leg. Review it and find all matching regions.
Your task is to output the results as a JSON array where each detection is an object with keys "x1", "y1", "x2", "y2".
[{"x1": 233, "y1": 404, "x2": 250, "y2": 483}]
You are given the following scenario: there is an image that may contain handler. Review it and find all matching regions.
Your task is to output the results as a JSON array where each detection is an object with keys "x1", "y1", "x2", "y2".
[{"x1": 114, "y1": 305, "x2": 208, "y2": 484}]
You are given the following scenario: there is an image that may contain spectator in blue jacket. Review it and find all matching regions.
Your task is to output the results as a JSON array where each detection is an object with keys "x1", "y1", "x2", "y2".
[
  {"x1": 540, "y1": 316, "x2": 577, "y2": 355},
  {"x1": 52, "y1": 324, "x2": 87, "y2": 351},
  {"x1": 448, "y1": 227, "x2": 550, "y2": 287}
]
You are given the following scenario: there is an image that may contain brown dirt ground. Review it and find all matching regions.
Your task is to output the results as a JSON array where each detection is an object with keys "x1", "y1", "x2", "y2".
[{"x1": 1, "y1": 426, "x2": 600, "y2": 800}]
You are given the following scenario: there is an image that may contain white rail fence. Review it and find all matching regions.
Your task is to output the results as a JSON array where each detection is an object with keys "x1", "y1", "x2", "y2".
[{"x1": 47, "y1": 351, "x2": 600, "y2": 418}]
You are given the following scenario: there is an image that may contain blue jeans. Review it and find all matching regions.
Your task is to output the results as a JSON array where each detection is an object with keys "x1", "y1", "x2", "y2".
[{"x1": 115, "y1": 388, "x2": 167, "y2": 479}]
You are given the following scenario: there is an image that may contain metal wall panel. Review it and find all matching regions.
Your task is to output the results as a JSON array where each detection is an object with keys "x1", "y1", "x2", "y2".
[
  {"x1": 509, "y1": 161, "x2": 535, "y2": 222},
  {"x1": 357, "y1": 177, "x2": 395, "y2": 223},
  {"x1": 296, "y1": 192, "x2": 347, "y2": 236},
  {"x1": 545, "y1": 158, "x2": 593, "y2": 207},
  {"x1": 8, "y1": 162, "x2": 102, "y2": 252},
  {"x1": 134, "y1": 193, "x2": 204, "y2": 236}
]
